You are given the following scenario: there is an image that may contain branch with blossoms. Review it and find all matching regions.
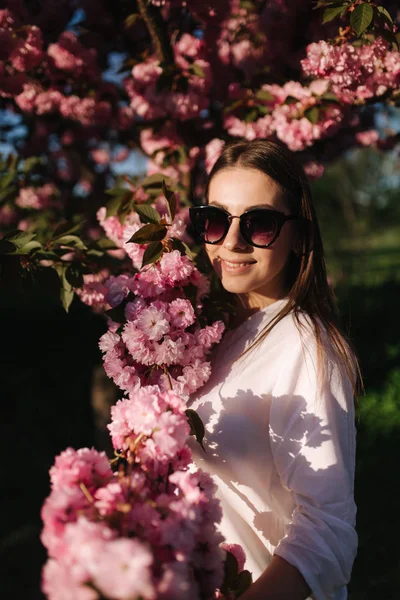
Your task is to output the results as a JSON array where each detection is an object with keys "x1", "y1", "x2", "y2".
[
  {"x1": 1, "y1": 1, "x2": 399, "y2": 311},
  {"x1": 40, "y1": 188, "x2": 252, "y2": 600}
]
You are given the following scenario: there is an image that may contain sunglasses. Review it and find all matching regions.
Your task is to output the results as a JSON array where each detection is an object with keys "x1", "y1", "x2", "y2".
[{"x1": 189, "y1": 205, "x2": 298, "y2": 248}]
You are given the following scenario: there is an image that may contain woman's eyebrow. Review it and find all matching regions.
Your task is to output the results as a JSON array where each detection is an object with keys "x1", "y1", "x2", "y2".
[{"x1": 209, "y1": 201, "x2": 275, "y2": 210}]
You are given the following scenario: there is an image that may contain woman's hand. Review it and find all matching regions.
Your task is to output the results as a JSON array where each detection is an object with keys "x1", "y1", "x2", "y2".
[{"x1": 239, "y1": 555, "x2": 311, "y2": 600}]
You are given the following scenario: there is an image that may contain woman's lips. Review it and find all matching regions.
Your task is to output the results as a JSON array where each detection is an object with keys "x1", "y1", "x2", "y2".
[{"x1": 220, "y1": 258, "x2": 256, "y2": 274}]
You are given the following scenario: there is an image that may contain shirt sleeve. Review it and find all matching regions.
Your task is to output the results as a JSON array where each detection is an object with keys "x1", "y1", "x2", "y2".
[{"x1": 269, "y1": 314, "x2": 358, "y2": 600}]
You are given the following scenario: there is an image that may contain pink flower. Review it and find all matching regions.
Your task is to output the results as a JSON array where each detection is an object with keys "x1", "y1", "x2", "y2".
[
  {"x1": 76, "y1": 271, "x2": 109, "y2": 311},
  {"x1": 105, "y1": 274, "x2": 132, "y2": 307},
  {"x1": 355, "y1": 129, "x2": 379, "y2": 146},
  {"x1": 220, "y1": 543, "x2": 247, "y2": 572},
  {"x1": 136, "y1": 305, "x2": 170, "y2": 341},
  {"x1": 84, "y1": 538, "x2": 155, "y2": 600},
  {"x1": 42, "y1": 559, "x2": 98, "y2": 600},
  {"x1": 47, "y1": 31, "x2": 99, "y2": 80},
  {"x1": 49, "y1": 447, "x2": 112, "y2": 491},
  {"x1": 9, "y1": 25, "x2": 43, "y2": 72},
  {"x1": 160, "y1": 250, "x2": 194, "y2": 284},
  {"x1": 91, "y1": 148, "x2": 110, "y2": 164},
  {"x1": 168, "y1": 298, "x2": 195, "y2": 329},
  {"x1": 155, "y1": 336, "x2": 186, "y2": 366},
  {"x1": 177, "y1": 360, "x2": 212, "y2": 395},
  {"x1": 303, "y1": 161, "x2": 325, "y2": 181},
  {"x1": 122, "y1": 322, "x2": 156, "y2": 365},
  {"x1": 15, "y1": 82, "x2": 39, "y2": 112},
  {"x1": 197, "y1": 321, "x2": 225, "y2": 350}
]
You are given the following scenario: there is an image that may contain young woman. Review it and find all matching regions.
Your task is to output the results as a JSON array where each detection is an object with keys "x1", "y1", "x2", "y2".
[{"x1": 187, "y1": 139, "x2": 363, "y2": 600}]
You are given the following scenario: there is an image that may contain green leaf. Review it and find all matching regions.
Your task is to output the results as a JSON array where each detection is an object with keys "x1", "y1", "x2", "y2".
[
  {"x1": 304, "y1": 106, "x2": 320, "y2": 124},
  {"x1": 223, "y1": 99, "x2": 244, "y2": 114},
  {"x1": 55, "y1": 235, "x2": 87, "y2": 250},
  {"x1": 185, "y1": 409, "x2": 206, "y2": 452},
  {"x1": 320, "y1": 91, "x2": 340, "y2": 102},
  {"x1": 11, "y1": 240, "x2": 42, "y2": 255},
  {"x1": 65, "y1": 263, "x2": 84, "y2": 288},
  {"x1": 190, "y1": 62, "x2": 205, "y2": 78},
  {"x1": 141, "y1": 241, "x2": 164, "y2": 267},
  {"x1": 323, "y1": 5, "x2": 345, "y2": 23},
  {"x1": 0, "y1": 172, "x2": 16, "y2": 190},
  {"x1": 285, "y1": 95, "x2": 299, "y2": 104},
  {"x1": 127, "y1": 224, "x2": 167, "y2": 244},
  {"x1": 134, "y1": 204, "x2": 160, "y2": 224},
  {"x1": 124, "y1": 13, "x2": 139, "y2": 29},
  {"x1": 255, "y1": 89, "x2": 274, "y2": 102},
  {"x1": 107, "y1": 191, "x2": 132, "y2": 218},
  {"x1": 380, "y1": 28, "x2": 399, "y2": 50},
  {"x1": 350, "y1": 3, "x2": 374, "y2": 36},
  {"x1": 105, "y1": 185, "x2": 128, "y2": 197},
  {"x1": 93, "y1": 237, "x2": 118, "y2": 250},
  {"x1": 22, "y1": 156, "x2": 42, "y2": 173},
  {"x1": 0, "y1": 184, "x2": 17, "y2": 202},
  {"x1": 3, "y1": 230, "x2": 36, "y2": 247},
  {"x1": 376, "y1": 5, "x2": 393, "y2": 26},
  {"x1": 243, "y1": 108, "x2": 258, "y2": 123},
  {"x1": 57, "y1": 267, "x2": 74, "y2": 312},
  {"x1": 53, "y1": 221, "x2": 84, "y2": 239},
  {"x1": 140, "y1": 173, "x2": 170, "y2": 189},
  {"x1": 162, "y1": 179, "x2": 177, "y2": 221},
  {"x1": 235, "y1": 570, "x2": 253, "y2": 596},
  {"x1": 171, "y1": 238, "x2": 194, "y2": 260},
  {"x1": 220, "y1": 551, "x2": 239, "y2": 595},
  {"x1": 60, "y1": 282, "x2": 74, "y2": 312}
]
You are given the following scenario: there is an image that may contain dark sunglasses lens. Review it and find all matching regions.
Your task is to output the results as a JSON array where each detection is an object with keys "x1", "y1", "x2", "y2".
[
  {"x1": 243, "y1": 211, "x2": 278, "y2": 246},
  {"x1": 193, "y1": 208, "x2": 227, "y2": 243}
]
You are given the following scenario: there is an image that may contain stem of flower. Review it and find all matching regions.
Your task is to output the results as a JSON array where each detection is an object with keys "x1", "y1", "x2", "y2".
[{"x1": 79, "y1": 482, "x2": 94, "y2": 503}]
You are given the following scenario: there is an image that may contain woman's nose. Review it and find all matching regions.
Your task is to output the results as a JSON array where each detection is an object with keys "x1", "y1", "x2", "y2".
[{"x1": 222, "y1": 216, "x2": 248, "y2": 251}]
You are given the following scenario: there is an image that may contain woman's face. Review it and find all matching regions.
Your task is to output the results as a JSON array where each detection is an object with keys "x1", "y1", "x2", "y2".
[{"x1": 206, "y1": 167, "x2": 296, "y2": 307}]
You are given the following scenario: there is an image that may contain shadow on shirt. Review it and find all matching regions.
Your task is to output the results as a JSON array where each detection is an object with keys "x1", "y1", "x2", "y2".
[{"x1": 191, "y1": 387, "x2": 354, "y2": 550}]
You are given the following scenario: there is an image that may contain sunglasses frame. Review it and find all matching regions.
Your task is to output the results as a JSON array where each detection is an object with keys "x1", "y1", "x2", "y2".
[{"x1": 189, "y1": 205, "x2": 298, "y2": 249}]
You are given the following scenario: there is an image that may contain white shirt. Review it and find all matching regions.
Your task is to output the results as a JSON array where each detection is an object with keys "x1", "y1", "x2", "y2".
[{"x1": 187, "y1": 297, "x2": 357, "y2": 600}]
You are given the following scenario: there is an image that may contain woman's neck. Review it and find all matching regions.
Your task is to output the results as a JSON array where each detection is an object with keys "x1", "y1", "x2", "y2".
[{"x1": 231, "y1": 291, "x2": 287, "y2": 329}]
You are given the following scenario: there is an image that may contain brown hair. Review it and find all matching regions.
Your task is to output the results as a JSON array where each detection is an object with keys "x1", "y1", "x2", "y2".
[{"x1": 205, "y1": 138, "x2": 364, "y2": 400}]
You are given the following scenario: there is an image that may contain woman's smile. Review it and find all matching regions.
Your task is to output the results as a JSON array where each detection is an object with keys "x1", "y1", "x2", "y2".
[{"x1": 220, "y1": 257, "x2": 257, "y2": 274}]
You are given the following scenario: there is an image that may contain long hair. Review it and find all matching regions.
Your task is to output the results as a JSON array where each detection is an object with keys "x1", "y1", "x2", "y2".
[{"x1": 204, "y1": 138, "x2": 364, "y2": 400}]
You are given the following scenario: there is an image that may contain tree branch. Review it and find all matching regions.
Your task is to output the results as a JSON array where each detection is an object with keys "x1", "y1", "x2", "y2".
[{"x1": 137, "y1": 0, "x2": 175, "y2": 65}]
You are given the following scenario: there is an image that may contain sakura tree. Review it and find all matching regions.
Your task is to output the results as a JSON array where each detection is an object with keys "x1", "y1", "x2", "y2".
[{"x1": 0, "y1": 0, "x2": 399, "y2": 308}]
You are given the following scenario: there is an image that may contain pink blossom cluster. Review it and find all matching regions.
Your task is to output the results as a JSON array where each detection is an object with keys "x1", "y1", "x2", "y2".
[
  {"x1": 301, "y1": 37, "x2": 400, "y2": 104},
  {"x1": 125, "y1": 33, "x2": 212, "y2": 121},
  {"x1": 99, "y1": 249, "x2": 224, "y2": 397},
  {"x1": 96, "y1": 207, "x2": 146, "y2": 270},
  {"x1": 223, "y1": 79, "x2": 345, "y2": 152},
  {"x1": 75, "y1": 270, "x2": 110, "y2": 312},
  {"x1": 141, "y1": 124, "x2": 200, "y2": 181},
  {"x1": 14, "y1": 83, "x2": 112, "y2": 126},
  {"x1": 0, "y1": 9, "x2": 114, "y2": 126},
  {"x1": 41, "y1": 384, "x2": 247, "y2": 599},
  {"x1": 216, "y1": 0, "x2": 266, "y2": 79},
  {"x1": 96, "y1": 200, "x2": 191, "y2": 271},
  {"x1": 15, "y1": 182, "x2": 57, "y2": 210}
]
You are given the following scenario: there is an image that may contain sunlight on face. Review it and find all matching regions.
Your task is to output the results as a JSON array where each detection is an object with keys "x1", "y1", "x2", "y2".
[{"x1": 206, "y1": 167, "x2": 296, "y2": 308}]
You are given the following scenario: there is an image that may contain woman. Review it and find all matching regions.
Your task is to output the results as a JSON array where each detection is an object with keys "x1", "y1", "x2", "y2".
[{"x1": 187, "y1": 139, "x2": 363, "y2": 600}]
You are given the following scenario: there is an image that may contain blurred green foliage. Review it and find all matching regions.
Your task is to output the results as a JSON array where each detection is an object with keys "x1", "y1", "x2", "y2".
[{"x1": 313, "y1": 146, "x2": 400, "y2": 599}]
